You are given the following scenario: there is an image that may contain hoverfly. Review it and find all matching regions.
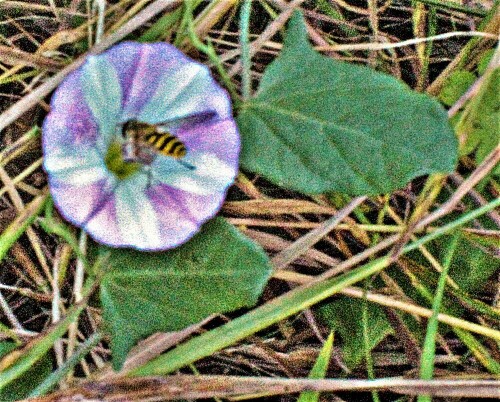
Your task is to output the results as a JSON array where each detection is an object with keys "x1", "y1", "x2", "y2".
[
  {"x1": 120, "y1": 112, "x2": 217, "y2": 185},
  {"x1": 122, "y1": 120, "x2": 195, "y2": 169},
  {"x1": 121, "y1": 112, "x2": 216, "y2": 169}
]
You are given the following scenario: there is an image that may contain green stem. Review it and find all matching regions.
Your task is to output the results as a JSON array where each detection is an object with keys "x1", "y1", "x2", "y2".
[
  {"x1": 240, "y1": 0, "x2": 252, "y2": 100},
  {"x1": 415, "y1": 0, "x2": 487, "y2": 16}
]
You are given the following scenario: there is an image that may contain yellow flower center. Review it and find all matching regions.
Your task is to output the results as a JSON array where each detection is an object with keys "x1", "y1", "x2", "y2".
[{"x1": 105, "y1": 141, "x2": 141, "y2": 179}]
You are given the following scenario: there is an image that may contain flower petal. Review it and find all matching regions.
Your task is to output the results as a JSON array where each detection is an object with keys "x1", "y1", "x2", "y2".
[
  {"x1": 137, "y1": 60, "x2": 232, "y2": 123},
  {"x1": 79, "y1": 174, "x2": 160, "y2": 249},
  {"x1": 151, "y1": 151, "x2": 236, "y2": 195},
  {"x1": 43, "y1": 71, "x2": 100, "y2": 149},
  {"x1": 177, "y1": 119, "x2": 240, "y2": 168},
  {"x1": 44, "y1": 146, "x2": 108, "y2": 186},
  {"x1": 104, "y1": 42, "x2": 190, "y2": 122},
  {"x1": 81, "y1": 196, "x2": 123, "y2": 247},
  {"x1": 80, "y1": 54, "x2": 122, "y2": 146},
  {"x1": 149, "y1": 118, "x2": 240, "y2": 195},
  {"x1": 145, "y1": 183, "x2": 222, "y2": 249},
  {"x1": 49, "y1": 177, "x2": 116, "y2": 227},
  {"x1": 82, "y1": 174, "x2": 202, "y2": 251},
  {"x1": 114, "y1": 175, "x2": 163, "y2": 249}
]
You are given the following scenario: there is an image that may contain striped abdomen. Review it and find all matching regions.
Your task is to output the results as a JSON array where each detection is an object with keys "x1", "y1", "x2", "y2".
[{"x1": 143, "y1": 132, "x2": 187, "y2": 159}]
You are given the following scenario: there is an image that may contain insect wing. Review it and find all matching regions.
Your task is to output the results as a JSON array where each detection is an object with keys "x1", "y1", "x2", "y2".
[{"x1": 154, "y1": 111, "x2": 217, "y2": 131}]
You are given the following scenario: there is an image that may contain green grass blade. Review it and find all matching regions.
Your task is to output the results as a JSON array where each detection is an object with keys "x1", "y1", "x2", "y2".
[
  {"x1": 297, "y1": 332, "x2": 334, "y2": 402},
  {"x1": 363, "y1": 284, "x2": 380, "y2": 402},
  {"x1": 0, "y1": 193, "x2": 48, "y2": 264},
  {"x1": 0, "y1": 303, "x2": 84, "y2": 389},
  {"x1": 454, "y1": 328, "x2": 500, "y2": 373},
  {"x1": 418, "y1": 232, "x2": 460, "y2": 402},
  {"x1": 138, "y1": 8, "x2": 183, "y2": 42},
  {"x1": 28, "y1": 332, "x2": 102, "y2": 397}
]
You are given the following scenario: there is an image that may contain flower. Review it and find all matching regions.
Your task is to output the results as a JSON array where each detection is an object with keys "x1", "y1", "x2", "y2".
[{"x1": 43, "y1": 42, "x2": 239, "y2": 251}]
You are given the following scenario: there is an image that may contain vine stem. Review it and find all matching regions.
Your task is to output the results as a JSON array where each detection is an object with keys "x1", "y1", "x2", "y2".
[{"x1": 240, "y1": 0, "x2": 252, "y2": 100}]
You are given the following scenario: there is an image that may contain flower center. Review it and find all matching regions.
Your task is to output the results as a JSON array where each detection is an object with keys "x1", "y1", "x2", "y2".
[{"x1": 105, "y1": 140, "x2": 141, "y2": 179}]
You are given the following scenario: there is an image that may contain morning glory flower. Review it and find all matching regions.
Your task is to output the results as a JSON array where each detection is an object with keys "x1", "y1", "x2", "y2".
[{"x1": 43, "y1": 42, "x2": 239, "y2": 250}]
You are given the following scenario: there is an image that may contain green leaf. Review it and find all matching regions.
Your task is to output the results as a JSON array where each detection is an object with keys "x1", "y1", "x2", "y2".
[
  {"x1": 237, "y1": 11, "x2": 457, "y2": 196},
  {"x1": 438, "y1": 70, "x2": 476, "y2": 106},
  {"x1": 477, "y1": 49, "x2": 494, "y2": 76},
  {"x1": 99, "y1": 217, "x2": 273, "y2": 369},
  {"x1": 456, "y1": 68, "x2": 500, "y2": 176},
  {"x1": 297, "y1": 332, "x2": 334, "y2": 402},
  {"x1": 317, "y1": 296, "x2": 393, "y2": 369},
  {"x1": 440, "y1": 234, "x2": 500, "y2": 292},
  {"x1": 0, "y1": 342, "x2": 52, "y2": 401}
]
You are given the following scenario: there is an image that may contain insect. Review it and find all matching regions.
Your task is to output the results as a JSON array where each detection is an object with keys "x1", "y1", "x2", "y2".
[{"x1": 122, "y1": 120, "x2": 195, "y2": 171}]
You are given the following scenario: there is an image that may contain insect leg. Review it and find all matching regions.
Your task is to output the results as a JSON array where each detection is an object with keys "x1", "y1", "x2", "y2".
[
  {"x1": 146, "y1": 165, "x2": 153, "y2": 188},
  {"x1": 178, "y1": 160, "x2": 196, "y2": 171}
]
